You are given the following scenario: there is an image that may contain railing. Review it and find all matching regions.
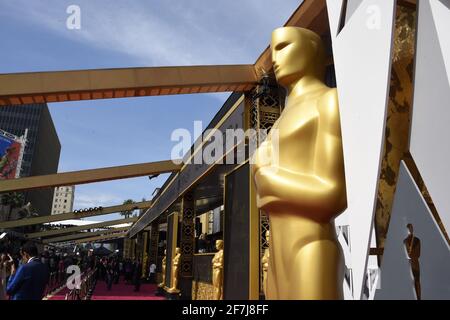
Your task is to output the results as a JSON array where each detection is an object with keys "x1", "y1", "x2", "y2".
[
  {"x1": 64, "y1": 269, "x2": 97, "y2": 300},
  {"x1": 44, "y1": 270, "x2": 68, "y2": 297}
]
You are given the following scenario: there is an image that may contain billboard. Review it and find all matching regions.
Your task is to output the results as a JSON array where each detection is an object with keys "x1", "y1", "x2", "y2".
[{"x1": 0, "y1": 131, "x2": 22, "y2": 180}]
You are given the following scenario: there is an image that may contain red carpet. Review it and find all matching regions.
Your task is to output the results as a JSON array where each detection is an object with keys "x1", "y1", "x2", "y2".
[
  {"x1": 91, "y1": 278, "x2": 165, "y2": 300},
  {"x1": 47, "y1": 272, "x2": 88, "y2": 300},
  {"x1": 47, "y1": 286, "x2": 70, "y2": 300}
]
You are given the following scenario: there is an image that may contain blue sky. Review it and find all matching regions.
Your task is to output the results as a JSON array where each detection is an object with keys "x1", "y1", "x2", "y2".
[{"x1": 0, "y1": 0, "x2": 301, "y2": 221}]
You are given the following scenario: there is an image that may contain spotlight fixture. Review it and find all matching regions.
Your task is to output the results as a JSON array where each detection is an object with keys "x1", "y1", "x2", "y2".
[
  {"x1": 74, "y1": 206, "x2": 103, "y2": 214},
  {"x1": 0, "y1": 232, "x2": 7, "y2": 239}
]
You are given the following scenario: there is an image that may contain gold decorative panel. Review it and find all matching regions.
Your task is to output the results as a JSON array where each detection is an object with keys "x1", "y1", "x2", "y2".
[
  {"x1": 248, "y1": 75, "x2": 282, "y2": 135},
  {"x1": 247, "y1": 77, "x2": 283, "y2": 297},
  {"x1": 180, "y1": 192, "x2": 195, "y2": 278},
  {"x1": 191, "y1": 281, "x2": 215, "y2": 300},
  {"x1": 375, "y1": 4, "x2": 416, "y2": 250},
  {"x1": 149, "y1": 222, "x2": 159, "y2": 265}
]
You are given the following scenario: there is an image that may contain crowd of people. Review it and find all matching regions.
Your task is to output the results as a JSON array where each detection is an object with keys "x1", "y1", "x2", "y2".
[
  {"x1": 0, "y1": 241, "x2": 155, "y2": 300},
  {"x1": 96, "y1": 257, "x2": 147, "y2": 292},
  {"x1": 0, "y1": 242, "x2": 98, "y2": 300},
  {"x1": 0, "y1": 242, "x2": 51, "y2": 300}
]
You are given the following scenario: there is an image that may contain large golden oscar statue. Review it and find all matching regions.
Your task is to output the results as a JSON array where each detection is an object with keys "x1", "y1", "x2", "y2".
[
  {"x1": 252, "y1": 27, "x2": 347, "y2": 300},
  {"x1": 212, "y1": 240, "x2": 224, "y2": 300},
  {"x1": 158, "y1": 249, "x2": 166, "y2": 288},
  {"x1": 167, "y1": 247, "x2": 181, "y2": 293}
]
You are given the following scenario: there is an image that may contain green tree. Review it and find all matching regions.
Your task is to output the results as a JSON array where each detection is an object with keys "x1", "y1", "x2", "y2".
[
  {"x1": 1, "y1": 192, "x2": 25, "y2": 221},
  {"x1": 138, "y1": 198, "x2": 147, "y2": 217},
  {"x1": 1, "y1": 192, "x2": 24, "y2": 207},
  {"x1": 120, "y1": 199, "x2": 135, "y2": 218}
]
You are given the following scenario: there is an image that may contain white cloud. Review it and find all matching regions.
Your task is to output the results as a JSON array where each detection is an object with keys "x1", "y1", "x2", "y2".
[
  {"x1": 1, "y1": 1, "x2": 300, "y2": 104},
  {"x1": 1, "y1": 0, "x2": 301, "y2": 66},
  {"x1": 74, "y1": 192, "x2": 119, "y2": 209}
]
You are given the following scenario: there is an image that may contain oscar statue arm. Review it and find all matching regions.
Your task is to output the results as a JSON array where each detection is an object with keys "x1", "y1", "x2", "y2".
[
  {"x1": 174, "y1": 254, "x2": 180, "y2": 266},
  {"x1": 254, "y1": 89, "x2": 347, "y2": 222},
  {"x1": 251, "y1": 126, "x2": 275, "y2": 178},
  {"x1": 212, "y1": 252, "x2": 224, "y2": 268}
]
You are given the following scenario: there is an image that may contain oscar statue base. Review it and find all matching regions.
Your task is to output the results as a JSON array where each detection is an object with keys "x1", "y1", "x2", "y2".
[
  {"x1": 155, "y1": 286, "x2": 165, "y2": 296},
  {"x1": 164, "y1": 286, "x2": 181, "y2": 300}
]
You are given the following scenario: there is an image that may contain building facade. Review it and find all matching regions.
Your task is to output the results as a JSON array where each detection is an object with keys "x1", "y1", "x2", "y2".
[
  {"x1": 51, "y1": 186, "x2": 75, "y2": 215},
  {"x1": 0, "y1": 103, "x2": 61, "y2": 216}
]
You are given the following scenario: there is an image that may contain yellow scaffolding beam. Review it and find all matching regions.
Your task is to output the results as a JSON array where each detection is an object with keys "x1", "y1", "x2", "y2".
[
  {"x1": 43, "y1": 227, "x2": 129, "y2": 243},
  {"x1": 73, "y1": 231, "x2": 128, "y2": 244},
  {"x1": 0, "y1": 201, "x2": 150, "y2": 229},
  {"x1": 0, "y1": 160, "x2": 181, "y2": 193},
  {"x1": 0, "y1": 65, "x2": 257, "y2": 105},
  {"x1": 26, "y1": 217, "x2": 137, "y2": 239}
]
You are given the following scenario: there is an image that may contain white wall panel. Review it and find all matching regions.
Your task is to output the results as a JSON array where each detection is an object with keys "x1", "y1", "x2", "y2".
[
  {"x1": 327, "y1": 0, "x2": 345, "y2": 37},
  {"x1": 326, "y1": 0, "x2": 396, "y2": 299}
]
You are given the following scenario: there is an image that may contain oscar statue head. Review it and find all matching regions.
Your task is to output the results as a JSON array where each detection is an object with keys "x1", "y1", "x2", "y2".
[
  {"x1": 215, "y1": 240, "x2": 223, "y2": 251},
  {"x1": 271, "y1": 27, "x2": 326, "y2": 88},
  {"x1": 407, "y1": 223, "x2": 414, "y2": 235}
]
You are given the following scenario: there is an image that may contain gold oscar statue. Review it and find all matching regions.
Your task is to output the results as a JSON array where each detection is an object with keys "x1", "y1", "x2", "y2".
[
  {"x1": 261, "y1": 231, "x2": 270, "y2": 297},
  {"x1": 158, "y1": 250, "x2": 166, "y2": 288},
  {"x1": 252, "y1": 27, "x2": 347, "y2": 299},
  {"x1": 403, "y1": 223, "x2": 421, "y2": 300},
  {"x1": 167, "y1": 247, "x2": 181, "y2": 293},
  {"x1": 142, "y1": 252, "x2": 148, "y2": 279},
  {"x1": 212, "y1": 240, "x2": 224, "y2": 300}
]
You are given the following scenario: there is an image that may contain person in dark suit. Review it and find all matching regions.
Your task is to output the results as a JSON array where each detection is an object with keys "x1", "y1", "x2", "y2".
[
  {"x1": 113, "y1": 260, "x2": 120, "y2": 284},
  {"x1": 6, "y1": 242, "x2": 50, "y2": 300},
  {"x1": 105, "y1": 261, "x2": 114, "y2": 291},
  {"x1": 132, "y1": 259, "x2": 142, "y2": 292}
]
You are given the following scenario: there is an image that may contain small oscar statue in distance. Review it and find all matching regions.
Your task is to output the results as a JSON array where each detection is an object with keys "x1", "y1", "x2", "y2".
[
  {"x1": 212, "y1": 240, "x2": 224, "y2": 300},
  {"x1": 403, "y1": 223, "x2": 421, "y2": 300},
  {"x1": 167, "y1": 247, "x2": 181, "y2": 294}
]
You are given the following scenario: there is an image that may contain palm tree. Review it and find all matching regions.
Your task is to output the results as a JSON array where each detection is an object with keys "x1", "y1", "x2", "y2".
[
  {"x1": 138, "y1": 198, "x2": 147, "y2": 217},
  {"x1": 1, "y1": 192, "x2": 24, "y2": 207},
  {"x1": 120, "y1": 199, "x2": 135, "y2": 218},
  {"x1": 0, "y1": 192, "x2": 25, "y2": 221}
]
